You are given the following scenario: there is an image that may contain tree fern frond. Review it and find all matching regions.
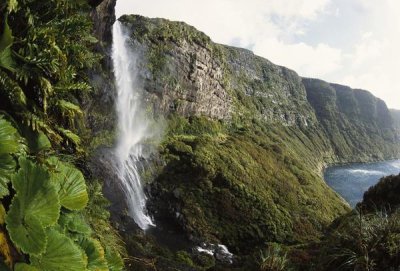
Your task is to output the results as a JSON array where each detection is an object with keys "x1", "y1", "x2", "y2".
[
  {"x1": 57, "y1": 128, "x2": 80, "y2": 145},
  {"x1": 39, "y1": 76, "x2": 53, "y2": 114},
  {"x1": 56, "y1": 100, "x2": 83, "y2": 128},
  {"x1": 7, "y1": 0, "x2": 18, "y2": 13},
  {"x1": 19, "y1": 112, "x2": 62, "y2": 144},
  {"x1": 54, "y1": 82, "x2": 91, "y2": 93},
  {"x1": 0, "y1": 70, "x2": 27, "y2": 109}
]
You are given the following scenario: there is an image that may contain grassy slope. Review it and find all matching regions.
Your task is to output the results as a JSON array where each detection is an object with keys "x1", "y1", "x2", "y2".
[{"x1": 151, "y1": 116, "x2": 349, "y2": 253}]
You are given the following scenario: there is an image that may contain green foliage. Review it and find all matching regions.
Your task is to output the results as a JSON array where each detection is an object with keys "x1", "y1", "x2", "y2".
[
  {"x1": 0, "y1": 114, "x2": 123, "y2": 270},
  {"x1": 0, "y1": 116, "x2": 21, "y2": 198},
  {"x1": 260, "y1": 243, "x2": 291, "y2": 271},
  {"x1": 176, "y1": 251, "x2": 195, "y2": 267},
  {"x1": 83, "y1": 181, "x2": 126, "y2": 263},
  {"x1": 78, "y1": 237, "x2": 108, "y2": 271},
  {"x1": 25, "y1": 130, "x2": 51, "y2": 153},
  {"x1": 0, "y1": 70, "x2": 27, "y2": 109},
  {"x1": 6, "y1": 200, "x2": 48, "y2": 255},
  {"x1": 57, "y1": 100, "x2": 83, "y2": 128},
  {"x1": 30, "y1": 229, "x2": 86, "y2": 271},
  {"x1": 0, "y1": 116, "x2": 20, "y2": 154},
  {"x1": 0, "y1": 0, "x2": 99, "y2": 152},
  {"x1": 360, "y1": 174, "x2": 400, "y2": 212},
  {"x1": 6, "y1": 157, "x2": 60, "y2": 254},
  {"x1": 4, "y1": 156, "x2": 122, "y2": 270},
  {"x1": 14, "y1": 263, "x2": 40, "y2": 271},
  {"x1": 105, "y1": 248, "x2": 125, "y2": 271},
  {"x1": 57, "y1": 127, "x2": 82, "y2": 148},
  {"x1": 0, "y1": 0, "x2": 124, "y2": 269},
  {"x1": 58, "y1": 212, "x2": 92, "y2": 235},
  {"x1": 152, "y1": 116, "x2": 349, "y2": 255},
  {"x1": 47, "y1": 157, "x2": 88, "y2": 210},
  {"x1": 0, "y1": 19, "x2": 15, "y2": 72},
  {"x1": 318, "y1": 210, "x2": 400, "y2": 271}
]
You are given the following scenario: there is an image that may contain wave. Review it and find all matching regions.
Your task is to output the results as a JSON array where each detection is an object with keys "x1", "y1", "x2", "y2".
[
  {"x1": 347, "y1": 169, "x2": 385, "y2": 175},
  {"x1": 389, "y1": 160, "x2": 400, "y2": 169}
]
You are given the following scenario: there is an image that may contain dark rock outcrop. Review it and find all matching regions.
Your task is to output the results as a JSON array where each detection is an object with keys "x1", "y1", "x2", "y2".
[
  {"x1": 90, "y1": 0, "x2": 117, "y2": 44},
  {"x1": 120, "y1": 15, "x2": 233, "y2": 120},
  {"x1": 360, "y1": 173, "x2": 400, "y2": 212}
]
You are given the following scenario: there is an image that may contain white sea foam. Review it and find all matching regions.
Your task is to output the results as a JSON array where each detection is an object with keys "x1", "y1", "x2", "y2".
[
  {"x1": 389, "y1": 160, "x2": 400, "y2": 169},
  {"x1": 347, "y1": 169, "x2": 385, "y2": 175}
]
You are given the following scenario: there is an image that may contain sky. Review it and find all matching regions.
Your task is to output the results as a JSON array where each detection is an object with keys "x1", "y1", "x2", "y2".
[{"x1": 115, "y1": 0, "x2": 400, "y2": 109}]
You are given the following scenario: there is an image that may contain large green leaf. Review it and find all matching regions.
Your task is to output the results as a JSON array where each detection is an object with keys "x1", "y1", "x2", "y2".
[
  {"x1": 11, "y1": 158, "x2": 60, "y2": 226},
  {"x1": 6, "y1": 200, "x2": 47, "y2": 255},
  {"x1": 58, "y1": 212, "x2": 91, "y2": 235},
  {"x1": 22, "y1": 126, "x2": 51, "y2": 153},
  {"x1": 0, "y1": 18, "x2": 13, "y2": 52},
  {"x1": 0, "y1": 155, "x2": 15, "y2": 198},
  {"x1": 48, "y1": 158, "x2": 88, "y2": 210},
  {"x1": 5, "y1": 158, "x2": 60, "y2": 255},
  {"x1": 14, "y1": 263, "x2": 40, "y2": 271},
  {"x1": 105, "y1": 248, "x2": 124, "y2": 271},
  {"x1": 0, "y1": 19, "x2": 15, "y2": 71},
  {"x1": 0, "y1": 116, "x2": 19, "y2": 155},
  {"x1": 0, "y1": 116, "x2": 20, "y2": 198},
  {"x1": 78, "y1": 237, "x2": 108, "y2": 271},
  {"x1": 31, "y1": 229, "x2": 86, "y2": 271},
  {"x1": 0, "y1": 46, "x2": 14, "y2": 72}
]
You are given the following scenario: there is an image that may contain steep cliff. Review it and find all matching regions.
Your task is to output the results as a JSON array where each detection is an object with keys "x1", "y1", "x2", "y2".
[
  {"x1": 112, "y1": 15, "x2": 400, "y2": 262},
  {"x1": 120, "y1": 15, "x2": 400, "y2": 162},
  {"x1": 91, "y1": 0, "x2": 117, "y2": 44},
  {"x1": 304, "y1": 79, "x2": 400, "y2": 161},
  {"x1": 391, "y1": 109, "x2": 400, "y2": 129},
  {"x1": 113, "y1": 15, "x2": 340, "y2": 256}
]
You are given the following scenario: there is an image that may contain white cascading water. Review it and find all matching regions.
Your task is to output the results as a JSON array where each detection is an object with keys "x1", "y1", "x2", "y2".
[{"x1": 112, "y1": 21, "x2": 155, "y2": 230}]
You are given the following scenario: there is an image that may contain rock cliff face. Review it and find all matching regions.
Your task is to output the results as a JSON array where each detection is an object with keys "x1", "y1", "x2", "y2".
[
  {"x1": 120, "y1": 16, "x2": 232, "y2": 120},
  {"x1": 224, "y1": 46, "x2": 317, "y2": 127},
  {"x1": 90, "y1": 0, "x2": 117, "y2": 44},
  {"x1": 120, "y1": 15, "x2": 318, "y2": 126},
  {"x1": 391, "y1": 109, "x2": 400, "y2": 129},
  {"x1": 119, "y1": 15, "x2": 399, "y2": 162},
  {"x1": 304, "y1": 79, "x2": 400, "y2": 161}
]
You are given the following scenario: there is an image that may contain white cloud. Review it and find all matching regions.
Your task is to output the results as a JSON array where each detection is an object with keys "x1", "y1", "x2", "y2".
[
  {"x1": 332, "y1": 0, "x2": 400, "y2": 109},
  {"x1": 253, "y1": 40, "x2": 343, "y2": 77}
]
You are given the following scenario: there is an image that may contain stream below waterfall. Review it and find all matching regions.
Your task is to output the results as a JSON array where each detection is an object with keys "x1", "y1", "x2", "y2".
[{"x1": 324, "y1": 159, "x2": 400, "y2": 207}]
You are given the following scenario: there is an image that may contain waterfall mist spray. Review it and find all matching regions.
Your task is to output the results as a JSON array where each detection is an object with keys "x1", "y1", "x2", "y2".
[{"x1": 112, "y1": 21, "x2": 155, "y2": 230}]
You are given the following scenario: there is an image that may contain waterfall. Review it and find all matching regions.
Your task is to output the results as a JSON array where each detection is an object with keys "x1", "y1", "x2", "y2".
[{"x1": 111, "y1": 21, "x2": 155, "y2": 230}]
